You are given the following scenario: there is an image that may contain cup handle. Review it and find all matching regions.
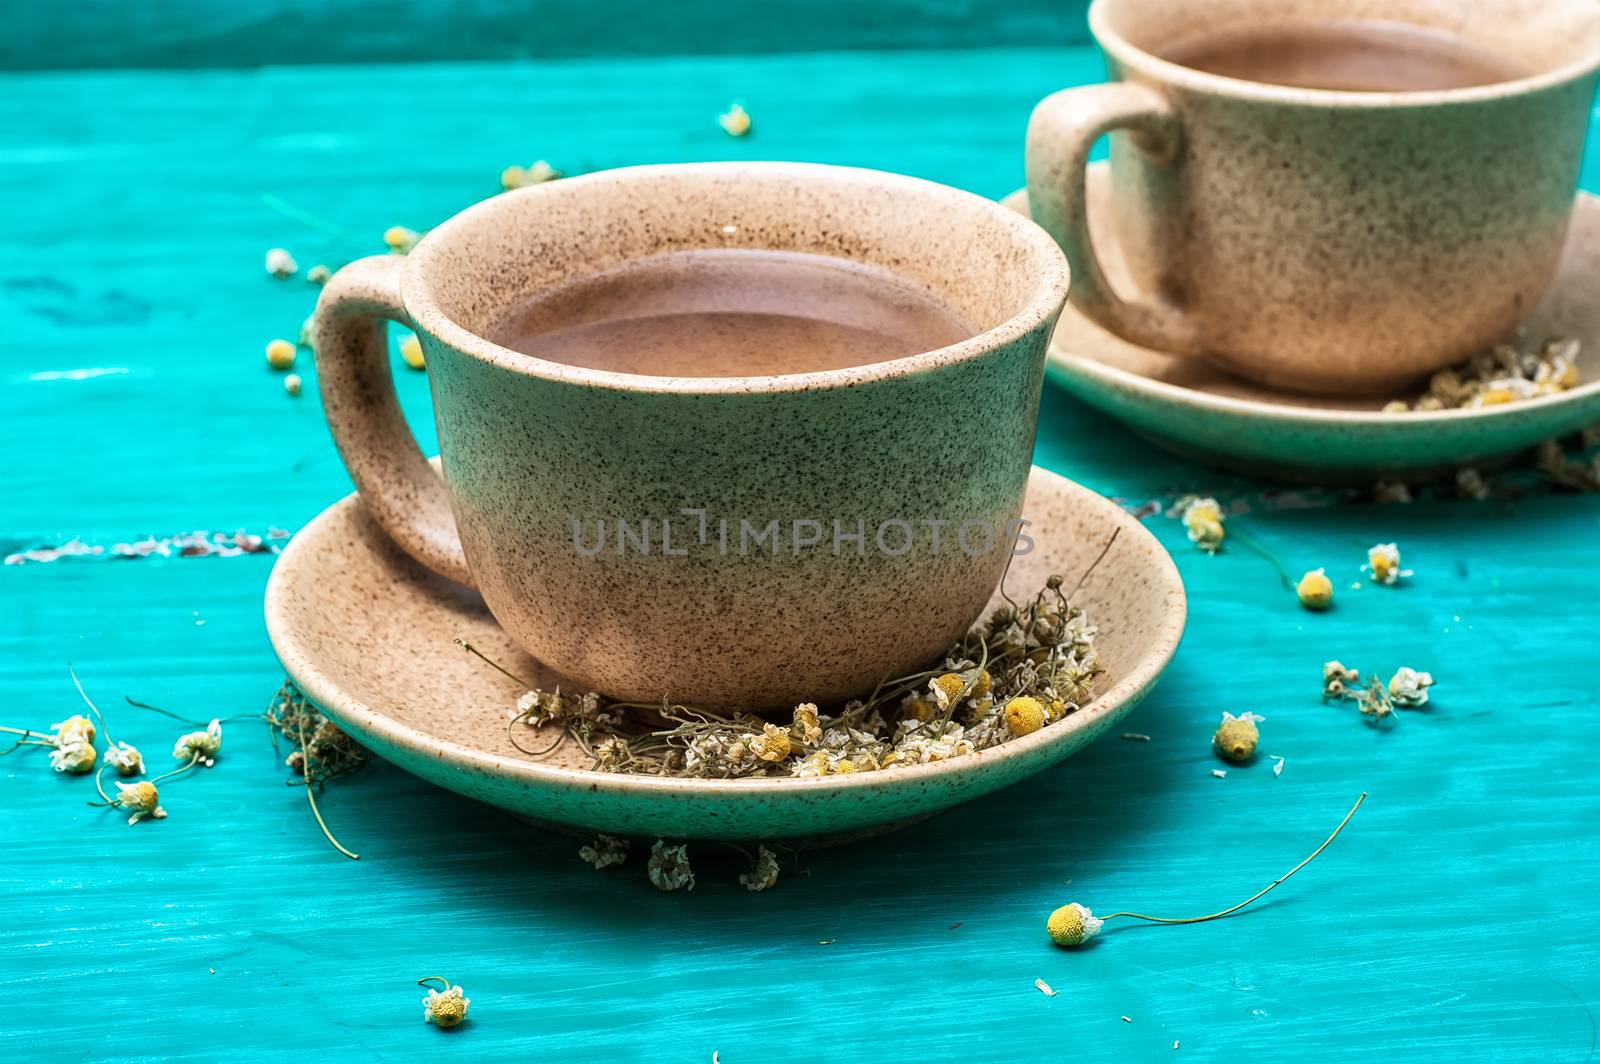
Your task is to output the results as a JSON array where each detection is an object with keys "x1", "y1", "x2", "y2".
[
  {"x1": 313, "y1": 254, "x2": 475, "y2": 587},
  {"x1": 1025, "y1": 82, "x2": 1203, "y2": 356}
]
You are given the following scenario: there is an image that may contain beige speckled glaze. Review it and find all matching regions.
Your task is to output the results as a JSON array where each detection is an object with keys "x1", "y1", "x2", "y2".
[
  {"x1": 263, "y1": 466, "x2": 1186, "y2": 845},
  {"x1": 1026, "y1": 0, "x2": 1600, "y2": 396},
  {"x1": 1006, "y1": 168, "x2": 1600, "y2": 483},
  {"x1": 313, "y1": 163, "x2": 1068, "y2": 711}
]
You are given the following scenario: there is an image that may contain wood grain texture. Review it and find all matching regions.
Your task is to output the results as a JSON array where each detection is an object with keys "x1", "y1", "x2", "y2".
[
  {"x1": 3, "y1": 46, "x2": 1600, "y2": 1063},
  {"x1": 0, "y1": 0, "x2": 1092, "y2": 71}
]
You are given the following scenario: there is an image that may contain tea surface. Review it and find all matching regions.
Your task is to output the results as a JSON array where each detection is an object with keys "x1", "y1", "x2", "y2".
[
  {"x1": 1161, "y1": 19, "x2": 1529, "y2": 92},
  {"x1": 491, "y1": 248, "x2": 973, "y2": 377}
]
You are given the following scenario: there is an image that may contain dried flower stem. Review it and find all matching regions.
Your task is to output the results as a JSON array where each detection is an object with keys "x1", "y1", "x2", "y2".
[
  {"x1": 297, "y1": 718, "x2": 359, "y2": 860},
  {"x1": 1101, "y1": 792, "x2": 1366, "y2": 927},
  {"x1": 259, "y1": 193, "x2": 366, "y2": 244},
  {"x1": 68, "y1": 664, "x2": 118, "y2": 746}
]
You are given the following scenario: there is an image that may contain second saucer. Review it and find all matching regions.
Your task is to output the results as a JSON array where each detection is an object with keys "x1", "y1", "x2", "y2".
[{"x1": 1006, "y1": 163, "x2": 1600, "y2": 483}]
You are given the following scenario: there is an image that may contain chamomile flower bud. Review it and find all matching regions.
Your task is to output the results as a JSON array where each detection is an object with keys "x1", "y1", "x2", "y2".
[
  {"x1": 969, "y1": 668, "x2": 993, "y2": 700},
  {"x1": 114, "y1": 780, "x2": 166, "y2": 825},
  {"x1": 105, "y1": 741, "x2": 144, "y2": 777},
  {"x1": 265, "y1": 338, "x2": 297, "y2": 370},
  {"x1": 383, "y1": 226, "x2": 419, "y2": 254},
  {"x1": 1003, "y1": 696, "x2": 1046, "y2": 737},
  {"x1": 1296, "y1": 568, "x2": 1334, "y2": 610},
  {"x1": 500, "y1": 165, "x2": 527, "y2": 190},
  {"x1": 718, "y1": 102, "x2": 752, "y2": 137},
  {"x1": 305, "y1": 264, "x2": 330, "y2": 286},
  {"x1": 525, "y1": 160, "x2": 560, "y2": 184},
  {"x1": 265, "y1": 247, "x2": 297, "y2": 278},
  {"x1": 52, "y1": 714, "x2": 96, "y2": 746},
  {"x1": 1213, "y1": 711, "x2": 1263, "y2": 763},
  {"x1": 1363, "y1": 542, "x2": 1413, "y2": 585},
  {"x1": 49, "y1": 741, "x2": 96, "y2": 774},
  {"x1": 399, "y1": 334, "x2": 425, "y2": 371},
  {"x1": 1047, "y1": 902, "x2": 1103, "y2": 947},
  {"x1": 173, "y1": 718, "x2": 222, "y2": 766},
  {"x1": 578, "y1": 833, "x2": 629, "y2": 870},
  {"x1": 421, "y1": 984, "x2": 470, "y2": 1028},
  {"x1": 647, "y1": 840, "x2": 695, "y2": 892},
  {"x1": 284, "y1": 373, "x2": 303, "y2": 397},
  {"x1": 1388, "y1": 667, "x2": 1435, "y2": 707},
  {"x1": 739, "y1": 845, "x2": 781, "y2": 892}
]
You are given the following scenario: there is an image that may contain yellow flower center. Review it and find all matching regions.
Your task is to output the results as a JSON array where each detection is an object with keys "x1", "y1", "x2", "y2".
[{"x1": 1003, "y1": 696, "x2": 1046, "y2": 737}]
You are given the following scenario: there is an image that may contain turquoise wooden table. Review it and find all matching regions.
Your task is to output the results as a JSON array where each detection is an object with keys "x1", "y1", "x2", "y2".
[{"x1": 4, "y1": 33, "x2": 1600, "y2": 1064}]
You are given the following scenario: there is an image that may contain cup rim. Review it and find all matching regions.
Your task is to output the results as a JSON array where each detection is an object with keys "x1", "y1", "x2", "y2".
[
  {"x1": 1088, "y1": 0, "x2": 1600, "y2": 108},
  {"x1": 402, "y1": 161, "x2": 1070, "y2": 396}
]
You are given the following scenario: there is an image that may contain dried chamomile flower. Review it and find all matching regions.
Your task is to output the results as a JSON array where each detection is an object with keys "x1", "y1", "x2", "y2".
[
  {"x1": 739, "y1": 845, "x2": 781, "y2": 892},
  {"x1": 306, "y1": 264, "x2": 332, "y2": 285},
  {"x1": 929, "y1": 672, "x2": 967, "y2": 710},
  {"x1": 502, "y1": 160, "x2": 561, "y2": 189},
  {"x1": 265, "y1": 247, "x2": 297, "y2": 278},
  {"x1": 104, "y1": 741, "x2": 143, "y2": 777},
  {"x1": 1372, "y1": 481, "x2": 1414, "y2": 505},
  {"x1": 1048, "y1": 793, "x2": 1366, "y2": 951},
  {"x1": 418, "y1": 978, "x2": 470, "y2": 1028},
  {"x1": 579, "y1": 833, "x2": 629, "y2": 870},
  {"x1": 1003, "y1": 696, "x2": 1046, "y2": 737},
  {"x1": 1296, "y1": 568, "x2": 1333, "y2": 610},
  {"x1": 1356, "y1": 678, "x2": 1395, "y2": 723},
  {"x1": 718, "y1": 102, "x2": 752, "y2": 137},
  {"x1": 265, "y1": 338, "x2": 297, "y2": 371},
  {"x1": 1322, "y1": 661, "x2": 1360, "y2": 700},
  {"x1": 749, "y1": 722, "x2": 792, "y2": 763},
  {"x1": 1363, "y1": 542, "x2": 1412, "y2": 586},
  {"x1": 284, "y1": 373, "x2": 303, "y2": 398},
  {"x1": 49, "y1": 741, "x2": 96, "y2": 774},
  {"x1": 895, "y1": 695, "x2": 933, "y2": 724},
  {"x1": 791, "y1": 702, "x2": 822, "y2": 745},
  {"x1": 399, "y1": 333, "x2": 425, "y2": 371},
  {"x1": 1213, "y1": 711, "x2": 1263, "y2": 763},
  {"x1": 1455, "y1": 467, "x2": 1490, "y2": 500},
  {"x1": 1047, "y1": 902, "x2": 1103, "y2": 947},
  {"x1": 173, "y1": 718, "x2": 222, "y2": 766},
  {"x1": 1178, "y1": 496, "x2": 1225, "y2": 553},
  {"x1": 1388, "y1": 667, "x2": 1435, "y2": 707},
  {"x1": 647, "y1": 840, "x2": 695, "y2": 892},
  {"x1": 114, "y1": 780, "x2": 166, "y2": 825},
  {"x1": 298, "y1": 315, "x2": 316, "y2": 350},
  {"x1": 52, "y1": 714, "x2": 96, "y2": 747},
  {"x1": 383, "y1": 226, "x2": 420, "y2": 253}
]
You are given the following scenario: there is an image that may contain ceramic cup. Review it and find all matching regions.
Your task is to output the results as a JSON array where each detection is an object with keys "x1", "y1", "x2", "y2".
[
  {"x1": 313, "y1": 163, "x2": 1069, "y2": 711},
  {"x1": 1026, "y1": 0, "x2": 1600, "y2": 395}
]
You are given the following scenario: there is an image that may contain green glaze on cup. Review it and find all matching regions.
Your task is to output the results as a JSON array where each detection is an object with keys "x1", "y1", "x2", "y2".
[
  {"x1": 314, "y1": 163, "x2": 1069, "y2": 711},
  {"x1": 1026, "y1": 0, "x2": 1600, "y2": 396}
]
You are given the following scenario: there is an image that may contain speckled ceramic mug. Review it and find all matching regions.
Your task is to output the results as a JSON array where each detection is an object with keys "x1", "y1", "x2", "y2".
[
  {"x1": 313, "y1": 163, "x2": 1069, "y2": 711},
  {"x1": 1026, "y1": 0, "x2": 1600, "y2": 395}
]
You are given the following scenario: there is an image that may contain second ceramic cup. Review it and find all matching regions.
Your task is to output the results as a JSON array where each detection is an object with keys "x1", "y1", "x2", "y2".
[
  {"x1": 1027, "y1": 0, "x2": 1600, "y2": 395},
  {"x1": 313, "y1": 163, "x2": 1069, "y2": 712}
]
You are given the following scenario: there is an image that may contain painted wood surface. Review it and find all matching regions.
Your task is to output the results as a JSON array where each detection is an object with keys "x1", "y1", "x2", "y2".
[
  {"x1": 0, "y1": 0, "x2": 1093, "y2": 71},
  {"x1": 3, "y1": 46, "x2": 1599, "y2": 1063}
]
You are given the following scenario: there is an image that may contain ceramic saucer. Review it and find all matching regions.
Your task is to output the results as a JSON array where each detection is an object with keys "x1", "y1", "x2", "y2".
[
  {"x1": 264, "y1": 466, "x2": 1185, "y2": 847},
  {"x1": 1005, "y1": 163, "x2": 1600, "y2": 482}
]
